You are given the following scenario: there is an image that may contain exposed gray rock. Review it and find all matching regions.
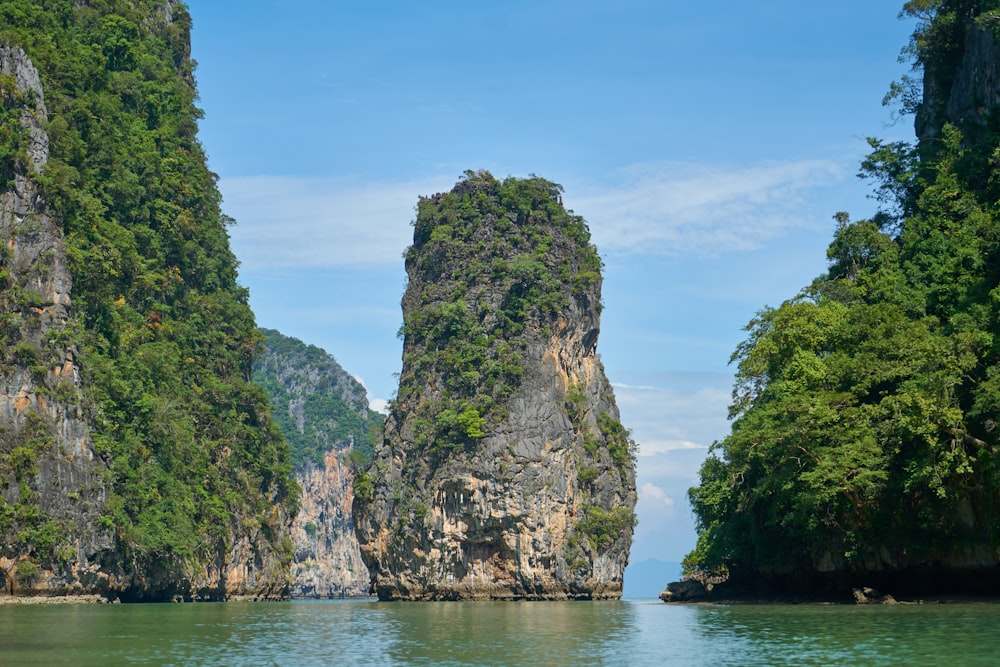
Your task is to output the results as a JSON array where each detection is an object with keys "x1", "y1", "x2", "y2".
[
  {"x1": 0, "y1": 45, "x2": 113, "y2": 597},
  {"x1": 354, "y1": 173, "x2": 637, "y2": 600},
  {"x1": 0, "y1": 45, "x2": 47, "y2": 172},
  {"x1": 291, "y1": 452, "x2": 370, "y2": 598},
  {"x1": 917, "y1": 22, "x2": 1000, "y2": 143},
  {"x1": 659, "y1": 579, "x2": 708, "y2": 603}
]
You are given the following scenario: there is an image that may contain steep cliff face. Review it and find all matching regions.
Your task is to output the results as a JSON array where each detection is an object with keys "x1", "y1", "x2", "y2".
[
  {"x1": 354, "y1": 171, "x2": 637, "y2": 601},
  {"x1": 254, "y1": 329, "x2": 377, "y2": 598},
  {"x1": 915, "y1": 8, "x2": 1000, "y2": 144},
  {"x1": 291, "y1": 450, "x2": 369, "y2": 598},
  {"x1": 0, "y1": 1, "x2": 297, "y2": 601},
  {"x1": 0, "y1": 44, "x2": 114, "y2": 596}
]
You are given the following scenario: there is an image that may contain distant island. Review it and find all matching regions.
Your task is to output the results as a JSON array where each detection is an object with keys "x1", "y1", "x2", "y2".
[
  {"x1": 670, "y1": 0, "x2": 1000, "y2": 602},
  {"x1": 253, "y1": 329, "x2": 382, "y2": 599}
]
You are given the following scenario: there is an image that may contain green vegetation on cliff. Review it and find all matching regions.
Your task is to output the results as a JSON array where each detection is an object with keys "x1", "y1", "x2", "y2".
[
  {"x1": 355, "y1": 171, "x2": 636, "y2": 600},
  {"x1": 394, "y1": 170, "x2": 605, "y2": 455},
  {"x1": 687, "y1": 0, "x2": 1000, "y2": 585},
  {"x1": 253, "y1": 328, "x2": 382, "y2": 470},
  {"x1": 0, "y1": 0, "x2": 296, "y2": 592}
]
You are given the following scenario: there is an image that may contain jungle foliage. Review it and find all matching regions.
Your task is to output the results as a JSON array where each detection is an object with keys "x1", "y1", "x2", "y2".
[
  {"x1": 687, "y1": 0, "x2": 1000, "y2": 578},
  {"x1": 0, "y1": 0, "x2": 296, "y2": 581},
  {"x1": 394, "y1": 170, "x2": 605, "y2": 455},
  {"x1": 253, "y1": 328, "x2": 383, "y2": 471}
]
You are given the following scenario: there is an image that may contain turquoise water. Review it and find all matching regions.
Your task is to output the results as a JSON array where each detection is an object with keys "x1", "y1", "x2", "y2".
[{"x1": 1, "y1": 599, "x2": 999, "y2": 665}]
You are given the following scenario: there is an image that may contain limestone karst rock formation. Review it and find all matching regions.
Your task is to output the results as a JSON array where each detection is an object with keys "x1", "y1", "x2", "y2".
[
  {"x1": 0, "y1": 3, "x2": 295, "y2": 601},
  {"x1": 354, "y1": 171, "x2": 637, "y2": 600},
  {"x1": 254, "y1": 329, "x2": 378, "y2": 598},
  {"x1": 0, "y1": 43, "x2": 114, "y2": 597},
  {"x1": 291, "y1": 449, "x2": 370, "y2": 598}
]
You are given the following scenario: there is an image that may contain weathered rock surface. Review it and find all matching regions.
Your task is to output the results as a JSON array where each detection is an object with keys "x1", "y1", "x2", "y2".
[
  {"x1": 659, "y1": 579, "x2": 708, "y2": 603},
  {"x1": 0, "y1": 44, "x2": 114, "y2": 598},
  {"x1": 254, "y1": 329, "x2": 375, "y2": 598},
  {"x1": 0, "y1": 3, "x2": 296, "y2": 602},
  {"x1": 291, "y1": 451, "x2": 369, "y2": 598},
  {"x1": 852, "y1": 587, "x2": 898, "y2": 605},
  {"x1": 354, "y1": 172, "x2": 637, "y2": 600},
  {"x1": 916, "y1": 20, "x2": 1000, "y2": 144}
]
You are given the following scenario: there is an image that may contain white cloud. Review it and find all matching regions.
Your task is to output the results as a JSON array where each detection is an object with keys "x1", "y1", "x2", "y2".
[
  {"x1": 612, "y1": 381, "x2": 731, "y2": 456},
  {"x1": 637, "y1": 449, "x2": 709, "y2": 484},
  {"x1": 566, "y1": 159, "x2": 844, "y2": 257},
  {"x1": 221, "y1": 159, "x2": 843, "y2": 270},
  {"x1": 632, "y1": 448, "x2": 711, "y2": 561},
  {"x1": 638, "y1": 439, "x2": 708, "y2": 453},
  {"x1": 220, "y1": 175, "x2": 453, "y2": 270},
  {"x1": 369, "y1": 398, "x2": 390, "y2": 415},
  {"x1": 640, "y1": 482, "x2": 674, "y2": 507}
]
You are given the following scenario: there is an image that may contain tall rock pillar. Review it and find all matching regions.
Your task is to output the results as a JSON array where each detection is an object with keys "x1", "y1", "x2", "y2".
[{"x1": 354, "y1": 171, "x2": 637, "y2": 600}]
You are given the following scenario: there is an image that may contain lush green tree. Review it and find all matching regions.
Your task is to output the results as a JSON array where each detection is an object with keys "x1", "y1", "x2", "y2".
[
  {"x1": 0, "y1": 0, "x2": 297, "y2": 590},
  {"x1": 687, "y1": 1, "x2": 1000, "y2": 584}
]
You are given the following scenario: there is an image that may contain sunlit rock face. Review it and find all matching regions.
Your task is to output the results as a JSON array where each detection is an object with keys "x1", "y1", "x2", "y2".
[
  {"x1": 354, "y1": 172, "x2": 637, "y2": 601},
  {"x1": 290, "y1": 450, "x2": 369, "y2": 598},
  {"x1": 254, "y1": 329, "x2": 376, "y2": 598}
]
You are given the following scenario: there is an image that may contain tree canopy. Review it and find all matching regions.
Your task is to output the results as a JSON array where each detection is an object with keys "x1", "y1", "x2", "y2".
[
  {"x1": 687, "y1": 1, "x2": 1000, "y2": 583},
  {"x1": 0, "y1": 0, "x2": 296, "y2": 590},
  {"x1": 253, "y1": 328, "x2": 382, "y2": 471}
]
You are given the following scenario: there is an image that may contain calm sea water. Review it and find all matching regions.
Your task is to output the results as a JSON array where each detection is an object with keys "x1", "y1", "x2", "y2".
[{"x1": 1, "y1": 598, "x2": 999, "y2": 666}]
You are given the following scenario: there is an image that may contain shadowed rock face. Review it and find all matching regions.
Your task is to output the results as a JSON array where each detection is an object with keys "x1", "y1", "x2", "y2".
[
  {"x1": 354, "y1": 172, "x2": 636, "y2": 601},
  {"x1": 916, "y1": 21, "x2": 1000, "y2": 145}
]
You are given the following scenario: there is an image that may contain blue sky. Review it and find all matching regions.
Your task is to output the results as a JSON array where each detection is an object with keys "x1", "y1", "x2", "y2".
[{"x1": 184, "y1": 1, "x2": 918, "y2": 565}]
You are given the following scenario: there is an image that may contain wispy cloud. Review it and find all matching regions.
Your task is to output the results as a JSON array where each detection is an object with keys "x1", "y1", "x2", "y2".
[
  {"x1": 640, "y1": 482, "x2": 675, "y2": 508},
  {"x1": 220, "y1": 175, "x2": 453, "y2": 270},
  {"x1": 221, "y1": 159, "x2": 843, "y2": 270},
  {"x1": 613, "y1": 381, "x2": 731, "y2": 455},
  {"x1": 632, "y1": 448, "x2": 711, "y2": 561},
  {"x1": 566, "y1": 159, "x2": 844, "y2": 256}
]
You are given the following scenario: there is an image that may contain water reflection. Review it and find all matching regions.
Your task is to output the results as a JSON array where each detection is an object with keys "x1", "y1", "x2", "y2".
[
  {"x1": 686, "y1": 603, "x2": 1000, "y2": 666},
  {"x1": 382, "y1": 601, "x2": 637, "y2": 666},
  {"x1": 2, "y1": 600, "x2": 1000, "y2": 665}
]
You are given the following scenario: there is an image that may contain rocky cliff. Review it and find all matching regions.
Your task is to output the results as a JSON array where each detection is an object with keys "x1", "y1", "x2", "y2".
[
  {"x1": 0, "y1": 44, "x2": 114, "y2": 597},
  {"x1": 254, "y1": 329, "x2": 378, "y2": 598},
  {"x1": 354, "y1": 171, "x2": 637, "y2": 601},
  {"x1": 915, "y1": 5, "x2": 1000, "y2": 144},
  {"x1": 291, "y1": 450, "x2": 369, "y2": 598},
  {"x1": 0, "y1": 2, "x2": 296, "y2": 601}
]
